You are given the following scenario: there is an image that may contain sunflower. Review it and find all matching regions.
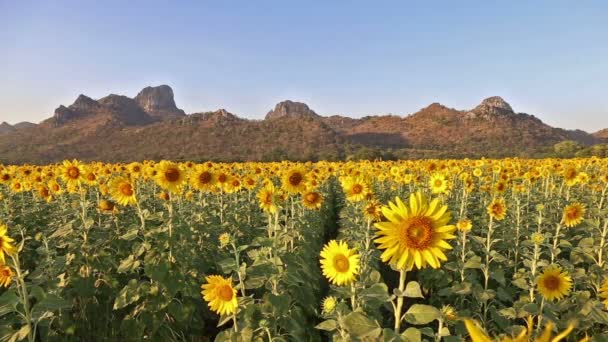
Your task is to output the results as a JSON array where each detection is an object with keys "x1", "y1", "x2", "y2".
[
  {"x1": 36, "y1": 185, "x2": 52, "y2": 203},
  {"x1": 302, "y1": 191, "x2": 323, "y2": 210},
  {"x1": 487, "y1": 197, "x2": 507, "y2": 221},
  {"x1": 282, "y1": 167, "x2": 307, "y2": 194},
  {"x1": 537, "y1": 265, "x2": 572, "y2": 301},
  {"x1": 0, "y1": 265, "x2": 13, "y2": 287},
  {"x1": 321, "y1": 296, "x2": 337, "y2": 314},
  {"x1": 374, "y1": 192, "x2": 456, "y2": 270},
  {"x1": 363, "y1": 200, "x2": 383, "y2": 222},
  {"x1": 257, "y1": 183, "x2": 279, "y2": 214},
  {"x1": 0, "y1": 224, "x2": 16, "y2": 264},
  {"x1": 341, "y1": 176, "x2": 368, "y2": 202},
  {"x1": 189, "y1": 167, "x2": 216, "y2": 192},
  {"x1": 429, "y1": 173, "x2": 449, "y2": 194},
  {"x1": 98, "y1": 199, "x2": 117, "y2": 214},
  {"x1": 457, "y1": 218, "x2": 472, "y2": 233},
  {"x1": 561, "y1": 203, "x2": 585, "y2": 228},
  {"x1": 218, "y1": 233, "x2": 231, "y2": 248},
  {"x1": 201, "y1": 275, "x2": 238, "y2": 316},
  {"x1": 600, "y1": 278, "x2": 608, "y2": 309},
  {"x1": 320, "y1": 240, "x2": 360, "y2": 286},
  {"x1": 60, "y1": 159, "x2": 84, "y2": 186},
  {"x1": 155, "y1": 161, "x2": 185, "y2": 193},
  {"x1": 464, "y1": 319, "x2": 574, "y2": 342},
  {"x1": 108, "y1": 177, "x2": 137, "y2": 206}
]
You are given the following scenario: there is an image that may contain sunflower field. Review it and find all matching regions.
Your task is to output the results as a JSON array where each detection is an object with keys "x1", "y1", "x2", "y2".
[{"x1": 0, "y1": 158, "x2": 608, "y2": 341}]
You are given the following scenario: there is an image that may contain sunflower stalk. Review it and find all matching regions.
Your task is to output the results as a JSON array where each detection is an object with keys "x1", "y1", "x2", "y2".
[
  {"x1": 394, "y1": 269, "x2": 407, "y2": 332},
  {"x1": 10, "y1": 253, "x2": 34, "y2": 342},
  {"x1": 550, "y1": 223, "x2": 562, "y2": 263},
  {"x1": 596, "y1": 219, "x2": 608, "y2": 267}
]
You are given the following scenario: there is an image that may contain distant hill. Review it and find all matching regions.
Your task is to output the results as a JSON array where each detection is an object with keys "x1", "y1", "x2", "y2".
[{"x1": 0, "y1": 85, "x2": 602, "y2": 163}]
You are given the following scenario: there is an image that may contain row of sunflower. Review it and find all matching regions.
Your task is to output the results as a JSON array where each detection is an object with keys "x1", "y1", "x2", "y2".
[{"x1": 0, "y1": 158, "x2": 607, "y2": 341}]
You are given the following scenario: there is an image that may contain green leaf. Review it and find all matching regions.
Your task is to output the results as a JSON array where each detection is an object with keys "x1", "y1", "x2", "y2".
[
  {"x1": 404, "y1": 281, "x2": 424, "y2": 298},
  {"x1": 119, "y1": 228, "x2": 139, "y2": 241},
  {"x1": 464, "y1": 256, "x2": 482, "y2": 269},
  {"x1": 403, "y1": 304, "x2": 440, "y2": 325},
  {"x1": 343, "y1": 312, "x2": 382, "y2": 338},
  {"x1": 217, "y1": 258, "x2": 237, "y2": 274},
  {"x1": 117, "y1": 255, "x2": 140, "y2": 273},
  {"x1": 401, "y1": 327, "x2": 421, "y2": 342},
  {"x1": 0, "y1": 290, "x2": 19, "y2": 317},
  {"x1": 315, "y1": 319, "x2": 338, "y2": 331}
]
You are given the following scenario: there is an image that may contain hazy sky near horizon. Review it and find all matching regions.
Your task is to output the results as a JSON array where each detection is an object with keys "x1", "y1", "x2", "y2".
[{"x1": 1, "y1": 1, "x2": 607, "y2": 131}]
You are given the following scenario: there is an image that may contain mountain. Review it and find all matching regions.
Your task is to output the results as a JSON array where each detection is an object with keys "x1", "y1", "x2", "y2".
[
  {"x1": 0, "y1": 121, "x2": 36, "y2": 135},
  {"x1": 594, "y1": 128, "x2": 608, "y2": 142},
  {"x1": 0, "y1": 86, "x2": 601, "y2": 163}
]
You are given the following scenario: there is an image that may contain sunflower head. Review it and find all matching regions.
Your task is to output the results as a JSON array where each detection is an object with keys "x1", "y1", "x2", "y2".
[
  {"x1": 0, "y1": 265, "x2": 14, "y2": 288},
  {"x1": 561, "y1": 203, "x2": 585, "y2": 228},
  {"x1": 155, "y1": 161, "x2": 185, "y2": 193},
  {"x1": 429, "y1": 173, "x2": 449, "y2": 194},
  {"x1": 599, "y1": 278, "x2": 608, "y2": 309},
  {"x1": 302, "y1": 191, "x2": 323, "y2": 210},
  {"x1": 201, "y1": 275, "x2": 238, "y2": 316},
  {"x1": 282, "y1": 167, "x2": 308, "y2": 194},
  {"x1": 487, "y1": 198, "x2": 507, "y2": 221},
  {"x1": 374, "y1": 192, "x2": 456, "y2": 271},
  {"x1": 536, "y1": 265, "x2": 572, "y2": 301},
  {"x1": 108, "y1": 177, "x2": 137, "y2": 206},
  {"x1": 0, "y1": 224, "x2": 17, "y2": 265},
  {"x1": 319, "y1": 240, "x2": 360, "y2": 286},
  {"x1": 321, "y1": 296, "x2": 337, "y2": 315},
  {"x1": 457, "y1": 218, "x2": 472, "y2": 233}
]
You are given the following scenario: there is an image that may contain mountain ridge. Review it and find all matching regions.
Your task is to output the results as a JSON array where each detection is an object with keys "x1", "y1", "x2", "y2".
[{"x1": 0, "y1": 86, "x2": 604, "y2": 163}]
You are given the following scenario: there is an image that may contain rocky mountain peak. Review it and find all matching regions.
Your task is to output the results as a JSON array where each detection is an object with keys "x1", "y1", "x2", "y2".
[
  {"x1": 465, "y1": 96, "x2": 515, "y2": 119},
  {"x1": 134, "y1": 85, "x2": 185, "y2": 119},
  {"x1": 71, "y1": 94, "x2": 99, "y2": 111},
  {"x1": 265, "y1": 100, "x2": 320, "y2": 120}
]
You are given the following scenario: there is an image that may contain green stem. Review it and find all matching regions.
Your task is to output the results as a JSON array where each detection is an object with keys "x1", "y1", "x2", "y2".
[{"x1": 394, "y1": 269, "x2": 407, "y2": 332}]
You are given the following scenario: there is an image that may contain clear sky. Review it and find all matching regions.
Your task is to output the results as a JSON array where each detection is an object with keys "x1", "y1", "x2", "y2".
[{"x1": 1, "y1": 1, "x2": 607, "y2": 131}]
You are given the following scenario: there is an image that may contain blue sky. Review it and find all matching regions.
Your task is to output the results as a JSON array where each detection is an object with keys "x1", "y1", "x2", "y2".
[{"x1": 1, "y1": 1, "x2": 607, "y2": 131}]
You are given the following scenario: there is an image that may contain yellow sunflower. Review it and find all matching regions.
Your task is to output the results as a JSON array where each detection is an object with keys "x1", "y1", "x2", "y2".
[
  {"x1": 464, "y1": 319, "x2": 574, "y2": 342},
  {"x1": 189, "y1": 167, "x2": 216, "y2": 192},
  {"x1": 0, "y1": 265, "x2": 13, "y2": 287},
  {"x1": 537, "y1": 265, "x2": 572, "y2": 301},
  {"x1": 257, "y1": 183, "x2": 279, "y2": 214},
  {"x1": 319, "y1": 240, "x2": 360, "y2": 286},
  {"x1": 201, "y1": 275, "x2": 238, "y2": 316},
  {"x1": 457, "y1": 218, "x2": 472, "y2": 233},
  {"x1": 60, "y1": 159, "x2": 84, "y2": 186},
  {"x1": 599, "y1": 278, "x2": 608, "y2": 309},
  {"x1": 155, "y1": 161, "x2": 185, "y2": 193},
  {"x1": 487, "y1": 197, "x2": 507, "y2": 221},
  {"x1": 98, "y1": 199, "x2": 117, "y2": 214},
  {"x1": 108, "y1": 177, "x2": 137, "y2": 206},
  {"x1": 374, "y1": 192, "x2": 456, "y2": 270},
  {"x1": 561, "y1": 203, "x2": 585, "y2": 228},
  {"x1": 282, "y1": 167, "x2": 308, "y2": 194},
  {"x1": 0, "y1": 224, "x2": 17, "y2": 264},
  {"x1": 341, "y1": 176, "x2": 368, "y2": 202},
  {"x1": 302, "y1": 191, "x2": 323, "y2": 210},
  {"x1": 429, "y1": 173, "x2": 449, "y2": 194}
]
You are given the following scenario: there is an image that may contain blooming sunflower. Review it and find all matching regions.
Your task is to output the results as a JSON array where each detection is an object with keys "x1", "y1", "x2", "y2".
[
  {"x1": 282, "y1": 167, "x2": 308, "y2": 194},
  {"x1": 487, "y1": 197, "x2": 507, "y2": 221},
  {"x1": 0, "y1": 224, "x2": 16, "y2": 264},
  {"x1": 561, "y1": 203, "x2": 585, "y2": 228},
  {"x1": 600, "y1": 278, "x2": 608, "y2": 309},
  {"x1": 537, "y1": 265, "x2": 572, "y2": 301},
  {"x1": 429, "y1": 173, "x2": 449, "y2": 194},
  {"x1": 319, "y1": 240, "x2": 360, "y2": 286},
  {"x1": 341, "y1": 176, "x2": 368, "y2": 202},
  {"x1": 464, "y1": 319, "x2": 574, "y2": 342},
  {"x1": 201, "y1": 275, "x2": 238, "y2": 316},
  {"x1": 108, "y1": 177, "x2": 137, "y2": 206},
  {"x1": 302, "y1": 191, "x2": 323, "y2": 210},
  {"x1": 155, "y1": 161, "x2": 185, "y2": 193},
  {"x1": 257, "y1": 183, "x2": 279, "y2": 214},
  {"x1": 98, "y1": 199, "x2": 117, "y2": 214},
  {"x1": 457, "y1": 218, "x2": 472, "y2": 233},
  {"x1": 60, "y1": 159, "x2": 84, "y2": 187},
  {"x1": 0, "y1": 265, "x2": 13, "y2": 287},
  {"x1": 374, "y1": 192, "x2": 455, "y2": 270}
]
